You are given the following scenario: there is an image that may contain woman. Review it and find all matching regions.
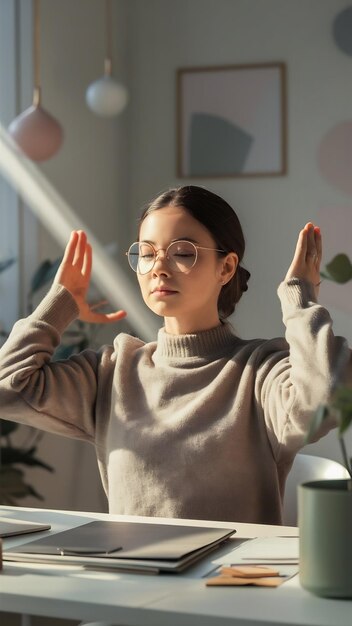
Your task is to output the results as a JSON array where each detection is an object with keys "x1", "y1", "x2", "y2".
[{"x1": 0, "y1": 186, "x2": 349, "y2": 524}]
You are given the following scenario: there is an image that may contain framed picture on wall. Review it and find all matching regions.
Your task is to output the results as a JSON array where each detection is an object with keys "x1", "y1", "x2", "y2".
[{"x1": 176, "y1": 62, "x2": 287, "y2": 179}]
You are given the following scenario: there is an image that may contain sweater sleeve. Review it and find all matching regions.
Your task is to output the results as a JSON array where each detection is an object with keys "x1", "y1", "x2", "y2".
[
  {"x1": 0, "y1": 284, "x2": 110, "y2": 443},
  {"x1": 256, "y1": 278, "x2": 351, "y2": 463}
]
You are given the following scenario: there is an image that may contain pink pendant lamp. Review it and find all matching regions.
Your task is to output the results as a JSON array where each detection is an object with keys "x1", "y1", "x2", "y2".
[
  {"x1": 8, "y1": 0, "x2": 63, "y2": 161},
  {"x1": 86, "y1": 0, "x2": 128, "y2": 117}
]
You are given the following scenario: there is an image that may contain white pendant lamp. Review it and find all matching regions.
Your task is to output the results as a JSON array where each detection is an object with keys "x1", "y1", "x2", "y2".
[
  {"x1": 8, "y1": 0, "x2": 63, "y2": 161},
  {"x1": 86, "y1": 0, "x2": 128, "y2": 117}
]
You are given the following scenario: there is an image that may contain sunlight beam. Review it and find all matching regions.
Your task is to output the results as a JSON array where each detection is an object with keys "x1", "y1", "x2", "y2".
[{"x1": 0, "y1": 123, "x2": 159, "y2": 340}]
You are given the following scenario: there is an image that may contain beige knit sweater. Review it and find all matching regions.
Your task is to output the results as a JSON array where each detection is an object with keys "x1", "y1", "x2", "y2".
[{"x1": 0, "y1": 279, "x2": 349, "y2": 524}]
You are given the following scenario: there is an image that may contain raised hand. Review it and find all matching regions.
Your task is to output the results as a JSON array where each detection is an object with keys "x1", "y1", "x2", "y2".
[
  {"x1": 53, "y1": 230, "x2": 126, "y2": 324},
  {"x1": 285, "y1": 223, "x2": 322, "y2": 298}
]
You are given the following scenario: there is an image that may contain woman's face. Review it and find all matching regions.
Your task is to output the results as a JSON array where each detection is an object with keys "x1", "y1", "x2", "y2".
[{"x1": 136, "y1": 205, "x2": 237, "y2": 334}]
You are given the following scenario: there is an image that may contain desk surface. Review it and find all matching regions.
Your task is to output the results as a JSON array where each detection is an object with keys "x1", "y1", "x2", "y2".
[{"x1": 0, "y1": 505, "x2": 351, "y2": 626}]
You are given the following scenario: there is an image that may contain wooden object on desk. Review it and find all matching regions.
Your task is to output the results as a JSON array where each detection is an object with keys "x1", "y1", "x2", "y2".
[
  {"x1": 220, "y1": 565, "x2": 280, "y2": 578},
  {"x1": 207, "y1": 564, "x2": 284, "y2": 587},
  {"x1": 206, "y1": 575, "x2": 285, "y2": 587}
]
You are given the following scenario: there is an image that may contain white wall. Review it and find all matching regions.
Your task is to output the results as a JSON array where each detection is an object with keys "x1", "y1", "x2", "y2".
[
  {"x1": 123, "y1": 0, "x2": 350, "y2": 336},
  {"x1": 38, "y1": 0, "x2": 129, "y2": 257},
  {"x1": 15, "y1": 0, "x2": 352, "y2": 510},
  {"x1": 123, "y1": 0, "x2": 352, "y2": 460}
]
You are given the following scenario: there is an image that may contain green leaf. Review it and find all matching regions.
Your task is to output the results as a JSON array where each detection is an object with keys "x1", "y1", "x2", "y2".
[
  {"x1": 30, "y1": 260, "x2": 52, "y2": 293},
  {"x1": 0, "y1": 419, "x2": 19, "y2": 437},
  {"x1": 30, "y1": 258, "x2": 61, "y2": 294},
  {"x1": 339, "y1": 413, "x2": 352, "y2": 434},
  {"x1": 0, "y1": 446, "x2": 54, "y2": 471},
  {"x1": 53, "y1": 343, "x2": 82, "y2": 360},
  {"x1": 331, "y1": 386, "x2": 352, "y2": 434},
  {"x1": 53, "y1": 330, "x2": 91, "y2": 360},
  {"x1": 0, "y1": 258, "x2": 16, "y2": 274},
  {"x1": 321, "y1": 254, "x2": 352, "y2": 284},
  {"x1": 0, "y1": 467, "x2": 43, "y2": 503},
  {"x1": 306, "y1": 404, "x2": 330, "y2": 443},
  {"x1": 25, "y1": 484, "x2": 44, "y2": 500}
]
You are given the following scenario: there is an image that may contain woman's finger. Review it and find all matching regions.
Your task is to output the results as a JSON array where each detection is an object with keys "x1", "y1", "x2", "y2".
[
  {"x1": 102, "y1": 310, "x2": 127, "y2": 322},
  {"x1": 90, "y1": 299, "x2": 108, "y2": 311},
  {"x1": 82, "y1": 243, "x2": 92, "y2": 279},
  {"x1": 292, "y1": 228, "x2": 307, "y2": 265},
  {"x1": 62, "y1": 231, "x2": 79, "y2": 266},
  {"x1": 305, "y1": 222, "x2": 315, "y2": 253},
  {"x1": 73, "y1": 230, "x2": 87, "y2": 269},
  {"x1": 314, "y1": 226, "x2": 322, "y2": 259},
  {"x1": 80, "y1": 309, "x2": 127, "y2": 324},
  {"x1": 305, "y1": 224, "x2": 319, "y2": 266}
]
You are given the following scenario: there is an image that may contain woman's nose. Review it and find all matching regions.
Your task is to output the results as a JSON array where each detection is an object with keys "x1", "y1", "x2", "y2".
[{"x1": 152, "y1": 250, "x2": 170, "y2": 275}]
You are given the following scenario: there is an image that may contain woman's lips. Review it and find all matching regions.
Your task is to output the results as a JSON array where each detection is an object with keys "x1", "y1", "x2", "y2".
[{"x1": 152, "y1": 288, "x2": 178, "y2": 296}]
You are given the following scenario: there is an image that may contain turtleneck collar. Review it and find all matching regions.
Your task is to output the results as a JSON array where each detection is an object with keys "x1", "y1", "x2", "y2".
[{"x1": 153, "y1": 321, "x2": 239, "y2": 360}]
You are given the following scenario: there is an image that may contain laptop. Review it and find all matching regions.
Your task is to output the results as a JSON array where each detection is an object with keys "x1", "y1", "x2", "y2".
[
  {"x1": 0, "y1": 517, "x2": 51, "y2": 538},
  {"x1": 4, "y1": 519, "x2": 236, "y2": 573}
]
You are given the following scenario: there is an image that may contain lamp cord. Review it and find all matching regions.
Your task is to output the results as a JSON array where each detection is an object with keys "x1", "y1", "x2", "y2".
[
  {"x1": 33, "y1": 0, "x2": 41, "y2": 106},
  {"x1": 104, "y1": 0, "x2": 113, "y2": 76}
]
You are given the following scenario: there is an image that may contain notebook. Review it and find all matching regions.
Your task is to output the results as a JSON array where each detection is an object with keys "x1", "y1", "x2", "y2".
[
  {"x1": 4, "y1": 519, "x2": 236, "y2": 573},
  {"x1": 0, "y1": 516, "x2": 51, "y2": 538}
]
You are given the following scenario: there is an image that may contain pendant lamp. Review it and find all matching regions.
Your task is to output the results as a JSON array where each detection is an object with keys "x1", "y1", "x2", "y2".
[
  {"x1": 8, "y1": 0, "x2": 63, "y2": 161},
  {"x1": 86, "y1": 0, "x2": 128, "y2": 117}
]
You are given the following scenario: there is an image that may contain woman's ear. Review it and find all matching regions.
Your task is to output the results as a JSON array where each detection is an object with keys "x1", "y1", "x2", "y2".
[{"x1": 219, "y1": 253, "x2": 239, "y2": 286}]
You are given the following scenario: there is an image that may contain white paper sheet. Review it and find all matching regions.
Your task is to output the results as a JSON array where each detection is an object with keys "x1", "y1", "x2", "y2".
[{"x1": 213, "y1": 536, "x2": 299, "y2": 565}]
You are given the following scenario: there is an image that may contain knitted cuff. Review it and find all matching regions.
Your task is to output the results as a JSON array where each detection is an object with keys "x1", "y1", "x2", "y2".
[
  {"x1": 32, "y1": 284, "x2": 79, "y2": 334},
  {"x1": 277, "y1": 278, "x2": 317, "y2": 309}
]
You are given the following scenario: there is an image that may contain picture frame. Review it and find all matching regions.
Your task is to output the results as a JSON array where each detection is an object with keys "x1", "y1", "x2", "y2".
[{"x1": 176, "y1": 62, "x2": 287, "y2": 179}]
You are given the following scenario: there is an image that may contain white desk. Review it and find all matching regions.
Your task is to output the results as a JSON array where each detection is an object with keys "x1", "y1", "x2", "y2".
[{"x1": 0, "y1": 505, "x2": 351, "y2": 626}]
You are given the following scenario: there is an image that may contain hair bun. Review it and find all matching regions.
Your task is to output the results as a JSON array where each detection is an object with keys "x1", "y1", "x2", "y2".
[{"x1": 238, "y1": 265, "x2": 250, "y2": 293}]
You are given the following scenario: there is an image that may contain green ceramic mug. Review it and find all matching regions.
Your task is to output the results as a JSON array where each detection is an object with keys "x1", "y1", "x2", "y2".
[{"x1": 298, "y1": 479, "x2": 352, "y2": 598}]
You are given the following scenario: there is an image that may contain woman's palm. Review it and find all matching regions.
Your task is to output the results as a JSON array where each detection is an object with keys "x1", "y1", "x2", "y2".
[{"x1": 54, "y1": 230, "x2": 126, "y2": 324}]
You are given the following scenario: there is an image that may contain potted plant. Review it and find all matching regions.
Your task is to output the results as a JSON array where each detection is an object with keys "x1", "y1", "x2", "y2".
[
  {"x1": 298, "y1": 253, "x2": 352, "y2": 599},
  {"x1": 0, "y1": 256, "x2": 55, "y2": 504},
  {"x1": 0, "y1": 420, "x2": 54, "y2": 505}
]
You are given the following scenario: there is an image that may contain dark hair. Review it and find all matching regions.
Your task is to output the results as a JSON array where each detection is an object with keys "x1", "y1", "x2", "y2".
[{"x1": 138, "y1": 185, "x2": 250, "y2": 319}]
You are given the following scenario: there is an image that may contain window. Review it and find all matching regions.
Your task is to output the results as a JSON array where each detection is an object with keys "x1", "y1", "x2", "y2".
[{"x1": 0, "y1": 0, "x2": 38, "y2": 335}]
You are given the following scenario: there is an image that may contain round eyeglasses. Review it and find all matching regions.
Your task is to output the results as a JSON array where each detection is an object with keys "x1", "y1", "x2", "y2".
[{"x1": 126, "y1": 240, "x2": 226, "y2": 275}]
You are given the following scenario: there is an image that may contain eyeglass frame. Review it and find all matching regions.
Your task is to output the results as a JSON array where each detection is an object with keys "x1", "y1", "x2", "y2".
[{"x1": 126, "y1": 240, "x2": 227, "y2": 274}]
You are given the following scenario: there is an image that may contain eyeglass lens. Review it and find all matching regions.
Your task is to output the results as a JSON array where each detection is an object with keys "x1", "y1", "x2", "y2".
[{"x1": 128, "y1": 241, "x2": 198, "y2": 274}]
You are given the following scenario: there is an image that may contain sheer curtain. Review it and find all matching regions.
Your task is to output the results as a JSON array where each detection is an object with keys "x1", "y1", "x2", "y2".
[{"x1": 0, "y1": 0, "x2": 39, "y2": 331}]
